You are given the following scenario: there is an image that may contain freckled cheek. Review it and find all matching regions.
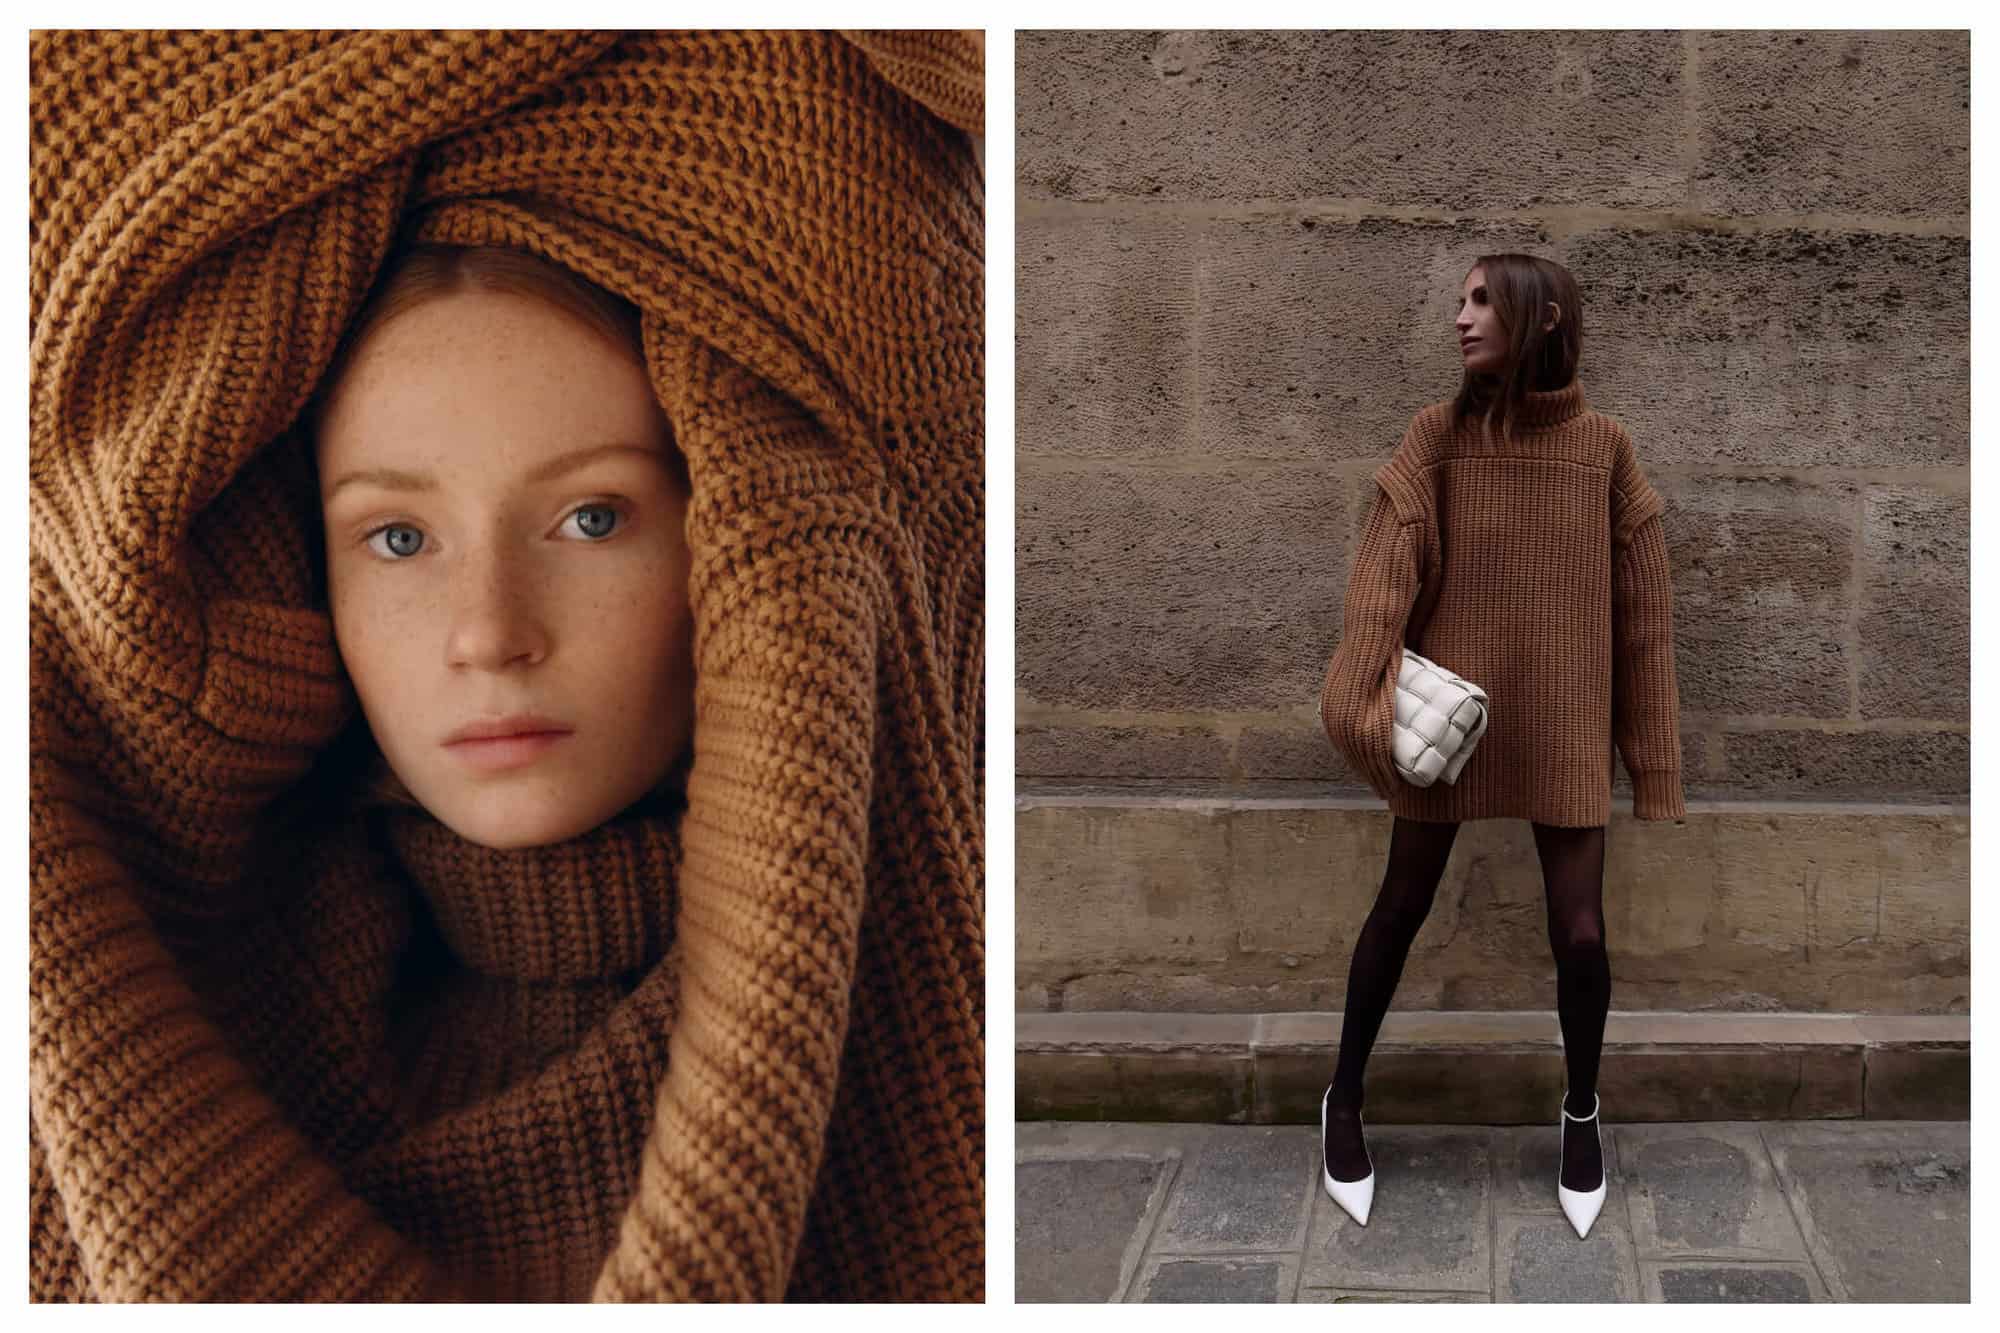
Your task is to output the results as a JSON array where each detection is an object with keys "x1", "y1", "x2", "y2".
[{"x1": 331, "y1": 583, "x2": 434, "y2": 706}]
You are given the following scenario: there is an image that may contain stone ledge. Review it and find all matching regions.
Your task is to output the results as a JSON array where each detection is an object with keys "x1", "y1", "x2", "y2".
[
  {"x1": 1018, "y1": 800, "x2": 1969, "y2": 1014},
  {"x1": 1016, "y1": 1011, "x2": 1968, "y2": 1123}
]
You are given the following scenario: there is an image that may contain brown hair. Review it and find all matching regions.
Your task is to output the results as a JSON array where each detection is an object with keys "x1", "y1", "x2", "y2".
[
  {"x1": 1449, "y1": 252, "x2": 1583, "y2": 445},
  {"x1": 305, "y1": 242, "x2": 691, "y2": 815}
]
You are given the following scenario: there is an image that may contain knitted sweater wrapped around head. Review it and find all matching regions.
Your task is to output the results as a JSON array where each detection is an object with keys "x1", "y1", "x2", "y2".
[{"x1": 29, "y1": 31, "x2": 983, "y2": 1301}]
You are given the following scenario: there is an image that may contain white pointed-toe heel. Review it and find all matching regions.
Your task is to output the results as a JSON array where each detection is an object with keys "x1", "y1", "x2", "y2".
[
  {"x1": 1319, "y1": 1085, "x2": 1374, "y2": 1227},
  {"x1": 1556, "y1": 1089, "x2": 1607, "y2": 1240}
]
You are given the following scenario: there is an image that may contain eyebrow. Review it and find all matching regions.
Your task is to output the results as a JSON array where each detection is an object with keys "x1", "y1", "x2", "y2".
[{"x1": 325, "y1": 442, "x2": 665, "y2": 502}]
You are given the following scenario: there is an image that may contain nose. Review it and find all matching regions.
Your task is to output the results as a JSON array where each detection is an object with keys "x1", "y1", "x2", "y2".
[{"x1": 444, "y1": 543, "x2": 550, "y2": 671}]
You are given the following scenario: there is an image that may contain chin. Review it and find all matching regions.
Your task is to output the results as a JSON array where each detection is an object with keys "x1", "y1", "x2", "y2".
[{"x1": 437, "y1": 795, "x2": 601, "y2": 851}]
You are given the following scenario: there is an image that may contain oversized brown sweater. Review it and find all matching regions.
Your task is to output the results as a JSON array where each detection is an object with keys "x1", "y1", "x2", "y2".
[
  {"x1": 1320, "y1": 380, "x2": 1687, "y2": 828},
  {"x1": 29, "y1": 30, "x2": 983, "y2": 1301}
]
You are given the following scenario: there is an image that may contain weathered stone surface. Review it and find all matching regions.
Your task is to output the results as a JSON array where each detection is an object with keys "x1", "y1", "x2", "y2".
[
  {"x1": 1016, "y1": 1155, "x2": 1172, "y2": 1302},
  {"x1": 1057, "y1": 971, "x2": 1367, "y2": 1014},
  {"x1": 1255, "y1": 1014, "x2": 1565, "y2": 1123},
  {"x1": 1299, "y1": 1128, "x2": 1494, "y2": 1292},
  {"x1": 1564, "y1": 227, "x2": 1968, "y2": 468},
  {"x1": 1016, "y1": 804, "x2": 1236, "y2": 968},
  {"x1": 1018, "y1": 1010, "x2": 1970, "y2": 1124},
  {"x1": 1858, "y1": 485, "x2": 1969, "y2": 722},
  {"x1": 1299, "y1": 1287, "x2": 1489, "y2": 1302},
  {"x1": 1017, "y1": 723, "x2": 1233, "y2": 780},
  {"x1": 1233, "y1": 721, "x2": 1711, "y2": 791},
  {"x1": 1693, "y1": 30, "x2": 1969, "y2": 217},
  {"x1": 1237, "y1": 721, "x2": 1348, "y2": 781},
  {"x1": 1018, "y1": 1050, "x2": 1251, "y2": 1123},
  {"x1": 1193, "y1": 216, "x2": 1547, "y2": 460},
  {"x1": 1651, "y1": 1263, "x2": 1819, "y2": 1303},
  {"x1": 1018, "y1": 800, "x2": 1970, "y2": 1014},
  {"x1": 1017, "y1": 211, "x2": 1196, "y2": 458},
  {"x1": 1763, "y1": 1121, "x2": 1970, "y2": 1301},
  {"x1": 1497, "y1": 1214, "x2": 1641, "y2": 1303},
  {"x1": 1257, "y1": 1050, "x2": 1565, "y2": 1127},
  {"x1": 1226, "y1": 806, "x2": 1383, "y2": 957},
  {"x1": 1134, "y1": 1257, "x2": 1286, "y2": 1302},
  {"x1": 1017, "y1": 30, "x2": 1688, "y2": 208},
  {"x1": 1153, "y1": 1125, "x2": 1315, "y2": 1254},
  {"x1": 1691, "y1": 812, "x2": 1971, "y2": 971},
  {"x1": 1716, "y1": 728, "x2": 1968, "y2": 801},
  {"x1": 1618, "y1": 1124, "x2": 1811, "y2": 1261},
  {"x1": 1653, "y1": 474, "x2": 1855, "y2": 718},
  {"x1": 1017, "y1": 464, "x2": 1348, "y2": 712},
  {"x1": 1862, "y1": 1046, "x2": 1969, "y2": 1120},
  {"x1": 1608, "y1": 1049, "x2": 1861, "y2": 1120}
]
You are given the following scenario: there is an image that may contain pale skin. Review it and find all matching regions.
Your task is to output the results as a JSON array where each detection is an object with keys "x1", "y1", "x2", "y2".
[
  {"x1": 1456, "y1": 264, "x2": 1560, "y2": 375},
  {"x1": 315, "y1": 288, "x2": 695, "y2": 851}
]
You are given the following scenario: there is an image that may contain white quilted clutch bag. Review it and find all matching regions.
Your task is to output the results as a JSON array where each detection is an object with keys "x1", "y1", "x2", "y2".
[{"x1": 1392, "y1": 649, "x2": 1490, "y2": 788}]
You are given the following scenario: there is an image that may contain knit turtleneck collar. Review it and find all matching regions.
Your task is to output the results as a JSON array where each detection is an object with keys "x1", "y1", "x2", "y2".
[
  {"x1": 1516, "y1": 378, "x2": 1587, "y2": 428},
  {"x1": 378, "y1": 796, "x2": 682, "y2": 984}
]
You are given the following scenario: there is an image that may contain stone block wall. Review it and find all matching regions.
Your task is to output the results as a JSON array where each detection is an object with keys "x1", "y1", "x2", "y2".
[{"x1": 1016, "y1": 30, "x2": 1969, "y2": 799}]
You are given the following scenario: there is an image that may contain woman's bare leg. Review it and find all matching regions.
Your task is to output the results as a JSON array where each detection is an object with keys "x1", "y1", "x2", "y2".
[
  {"x1": 1324, "y1": 815, "x2": 1461, "y2": 1181},
  {"x1": 1532, "y1": 820, "x2": 1610, "y2": 1192}
]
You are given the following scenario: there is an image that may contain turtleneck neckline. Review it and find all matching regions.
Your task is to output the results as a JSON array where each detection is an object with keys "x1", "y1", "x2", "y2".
[
  {"x1": 377, "y1": 797, "x2": 682, "y2": 984},
  {"x1": 1515, "y1": 378, "x2": 1587, "y2": 428}
]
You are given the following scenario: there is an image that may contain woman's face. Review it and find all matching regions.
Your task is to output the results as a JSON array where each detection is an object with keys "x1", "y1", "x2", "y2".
[
  {"x1": 316, "y1": 288, "x2": 694, "y2": 850},
  {"x1": 1456, "y1": 265, "x2": 1507, "y2": 375}
]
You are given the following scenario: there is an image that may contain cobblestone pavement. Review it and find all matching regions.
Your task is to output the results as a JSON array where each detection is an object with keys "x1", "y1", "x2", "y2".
[{"x1": 1016, "y1": 1119, "x2": 1968, "y2": 1303}]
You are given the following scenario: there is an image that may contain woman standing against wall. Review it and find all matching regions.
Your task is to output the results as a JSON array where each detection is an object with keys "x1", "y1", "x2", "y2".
[{"x1": 1318, "y1": 253, "x2": 1686, "y2": 1241}]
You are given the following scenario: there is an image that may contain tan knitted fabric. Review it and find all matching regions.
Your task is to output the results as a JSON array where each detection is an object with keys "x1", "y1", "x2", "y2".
[
  {"x1": 29, "y1": 30, "x2": 983, "y2": 1302},
  {"x1": 1320, "y1": 380, "x2": 1687, "y2": 828}
]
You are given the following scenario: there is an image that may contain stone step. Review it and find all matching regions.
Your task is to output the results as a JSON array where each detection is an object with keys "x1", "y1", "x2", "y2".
[{"x1": 1018, "y1": 1009, "x2": 1968, "y2": 1123}]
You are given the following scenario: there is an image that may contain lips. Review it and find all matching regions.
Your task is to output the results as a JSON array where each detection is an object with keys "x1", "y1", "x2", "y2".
[
  {"x1": 441, "y1": 715, "x2": 573, "y2": 775},
  {"x1": 443, "y1": 714, "x2": 572, "y2": 746}
]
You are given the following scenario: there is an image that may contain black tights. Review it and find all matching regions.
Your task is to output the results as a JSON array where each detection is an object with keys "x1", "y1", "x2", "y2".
[{"x1": 1323, "y1": 817, "x2": 1609, "y2": 1188}]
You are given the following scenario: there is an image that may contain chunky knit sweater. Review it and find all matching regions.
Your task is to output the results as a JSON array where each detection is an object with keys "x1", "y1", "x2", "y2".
[
  {"x1": 1320, "y1": 380, "x2": 1687, "y2": 827},
  {"x1": 29, "y1": 30, "x2": 983, "y2": 1302}
]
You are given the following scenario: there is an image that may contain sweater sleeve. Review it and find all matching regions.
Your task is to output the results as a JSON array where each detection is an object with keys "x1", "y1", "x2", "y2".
[
  {"x1": 1321, "y1": 483, "x2": 1424, "y2": 799},
  {"x1": 1610, "y1": 442, "x2": 1687, "y2": 822}
]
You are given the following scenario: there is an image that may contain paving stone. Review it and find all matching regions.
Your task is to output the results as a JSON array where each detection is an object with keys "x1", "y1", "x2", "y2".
[
  {"x1": 1153, "y1": 1126, "x2": 1315, "y2": 1253},
  {"x1": 1497, "y1": 1214, "x2": 1640, "y2": 1303},
  {"x1": 1018, "y1": 1119, "x2": 1968, "y2": 1303},
  {"x1": 1133, "y1": 1256, "x2": 1288, "y2": 1303},
  {"x1": 1653, "y1": 1263, "x2": 1818, "y2": 1303},
  {"x1": 1015, "y1": 1155, "x2": 1174, "y2": 1303},
  {"x1": 1618, "y1": 1123, "x2": 1810, "y2": 1262},
  {"x1": 1296, "y1": 1280, "x2": 1488, "y2": 1288},
  {"x1": 1298, "y1": 1127, "x2": 1491, "y2": 1292},
  {"x1": 1493, "y1": 1121, "x2": 1623, "y2": 1217},
  {"x1": 1763, "y1": 1122, "x2": 1969, "y2": 1301}
]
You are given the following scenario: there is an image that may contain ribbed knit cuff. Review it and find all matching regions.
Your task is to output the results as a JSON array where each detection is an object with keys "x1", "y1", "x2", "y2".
[{"x1": 1630, "y1": 770, "x2": 1687, "y2": 822}]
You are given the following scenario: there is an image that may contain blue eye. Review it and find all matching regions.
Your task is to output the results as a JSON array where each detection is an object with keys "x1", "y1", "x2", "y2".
[
  {"x1": 364, "y1": 524, "x2": 425, "y2": 560},
  {"x1": 566, "y1": 503, "x2": 624, "y2": 540}
]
